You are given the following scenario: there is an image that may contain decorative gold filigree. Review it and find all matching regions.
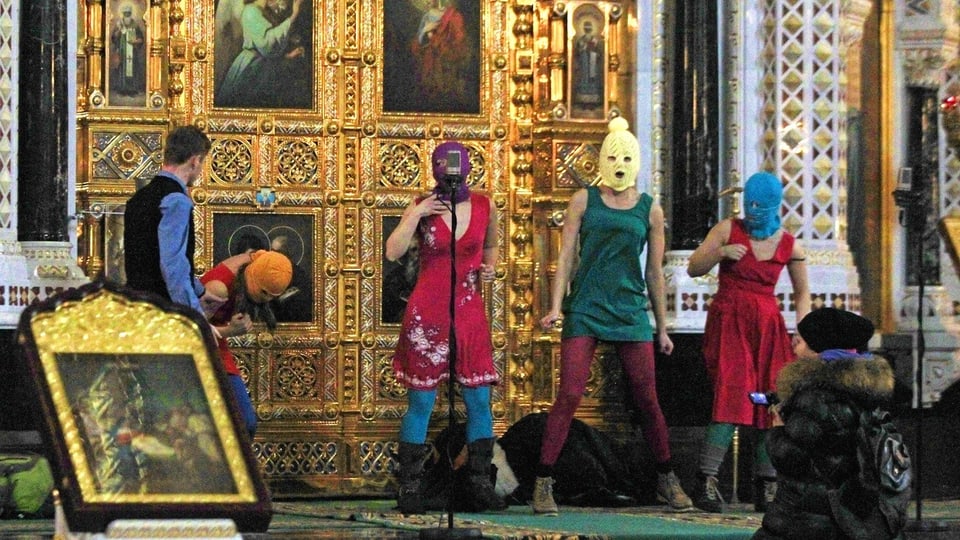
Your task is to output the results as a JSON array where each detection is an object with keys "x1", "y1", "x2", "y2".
[{"x1": 276, "y1": 139, "x2": 320, "y2": 185}]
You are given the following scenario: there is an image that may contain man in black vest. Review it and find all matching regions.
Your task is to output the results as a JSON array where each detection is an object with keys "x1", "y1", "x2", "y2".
[{"x1": 124, "y1": 126, "x2": 220, "y2": 317}]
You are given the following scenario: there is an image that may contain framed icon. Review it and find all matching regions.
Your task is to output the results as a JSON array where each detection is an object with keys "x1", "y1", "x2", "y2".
[{"x1": 17, "y1": 281, "x2": 272, "y2": 532}]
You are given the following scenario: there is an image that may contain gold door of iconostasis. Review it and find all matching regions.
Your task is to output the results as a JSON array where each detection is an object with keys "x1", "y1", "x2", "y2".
[{"x1": 75, "y1": 0, "x2": 637, "y2": 496}]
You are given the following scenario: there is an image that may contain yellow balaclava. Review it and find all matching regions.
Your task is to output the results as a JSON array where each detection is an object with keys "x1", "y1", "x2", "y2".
[{"x1": 598, "y1": 117, "x2": 641, "y2": 192}]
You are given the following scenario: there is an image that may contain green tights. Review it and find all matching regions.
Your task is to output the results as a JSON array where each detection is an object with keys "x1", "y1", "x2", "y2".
[{"x1": 699, "y1": 422, "x2": 775, "y2": 479}]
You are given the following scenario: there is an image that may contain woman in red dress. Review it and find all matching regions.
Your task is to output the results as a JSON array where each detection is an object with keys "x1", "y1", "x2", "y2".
[
  {"x1": 385, "y1": 141, "x2": 502, "y2": 514},
  {"x1": 686, "y1": 172, "x2": 810, "y2": 513}
]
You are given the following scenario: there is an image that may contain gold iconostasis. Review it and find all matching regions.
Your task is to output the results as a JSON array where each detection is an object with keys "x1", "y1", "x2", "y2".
[{"x1": 76, "y1": 0, "x2": 637, "y2": 495}]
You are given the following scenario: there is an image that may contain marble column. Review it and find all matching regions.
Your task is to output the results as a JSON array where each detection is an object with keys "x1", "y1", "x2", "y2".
[
  {"x1": 18, "y1": 0, "x2": 68, "y2": 242},
  {"x1": 0, "y1": 0, "x2": 86, "y2": 330},
  {"x1": 664, "y1": 0, "x2": 869, "y2": 332}
]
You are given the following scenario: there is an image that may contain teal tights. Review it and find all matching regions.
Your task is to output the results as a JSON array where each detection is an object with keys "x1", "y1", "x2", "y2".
[
  {"x1": 399, "y1": 386, "x2": 494, "y2": 444},
  {"x1": 699, "y1": 422, "x2": 775, "y2": 479}
]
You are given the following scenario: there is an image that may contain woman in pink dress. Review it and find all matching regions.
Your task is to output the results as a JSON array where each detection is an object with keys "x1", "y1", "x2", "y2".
[
  {"x1": 385, "y1": 141, "x2": 502, "y2": 514},
  {"x1": 686, "y1": 172, "x2": 810, "y2": 513}
]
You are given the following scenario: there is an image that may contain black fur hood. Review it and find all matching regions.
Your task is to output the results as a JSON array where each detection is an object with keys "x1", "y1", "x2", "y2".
[{"x1": 776, "y1": 354, "x2": 896, "y2": 406}]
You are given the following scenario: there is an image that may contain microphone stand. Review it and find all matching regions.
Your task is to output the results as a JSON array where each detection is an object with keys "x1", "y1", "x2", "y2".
[
  {"x1": 420, "y1": 175, "x2": 481, "y2": 540},
  {"x1": 893, "y1": 183, "x2": 948, "y2": 534}
]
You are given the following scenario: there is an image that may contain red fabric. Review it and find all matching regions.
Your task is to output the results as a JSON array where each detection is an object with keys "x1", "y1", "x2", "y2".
[
  {"x1": 410, "y1": 6, "x2": 469, "y2": 103},
  {"x1": 393, "y1": 193, "x2": 498, "y2": 389},
  {"x1": 201, "y1": 263, "x2": 240, "y2": 376},
  {"x1": 540, "y1": 337, "x2": 670, "y2": 466},
  {"x1": 702, "y1": 219, "x2": 796, "y2": 429}
]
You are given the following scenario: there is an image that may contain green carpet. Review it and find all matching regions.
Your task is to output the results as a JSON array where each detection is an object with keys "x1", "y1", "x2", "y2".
[
  {"x1": 275, "y1": 500, "x2": 761, "y2": 539},
  {"x1": 3, "y1": 499, "x2": 958, "y2": 539},
  {"x1": 403, "y1": 507, "x2": 758, "y2": 539}
]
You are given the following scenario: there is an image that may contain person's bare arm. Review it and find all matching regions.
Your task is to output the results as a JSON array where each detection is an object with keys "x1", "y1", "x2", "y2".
[
  {"x1": 480, "y1": 196, "x2": 498, "y2": 281},
  {"x1": 385, "y1": 194, "x2": 447, "y2": 261},
  {"x1": 645, "y1": 203, "x2": 673, "y2": 355},
  {"x1": 199, "y1": 278, "x2": 249, "y2": 337},
  {"x1": 687, "y1": 219, "x2": 740, "y2": 277},
  {"x1": 539, "y1": 189, "x2": 587, "y2": 330},
  {"x1": 787, "y1": 241, "x2": 811, "y2": 322}
]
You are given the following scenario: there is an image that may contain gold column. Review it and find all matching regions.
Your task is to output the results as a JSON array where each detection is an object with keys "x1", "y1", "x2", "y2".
[{"x1": 85, "y1": 0, "x2": 104, "y2": 98}]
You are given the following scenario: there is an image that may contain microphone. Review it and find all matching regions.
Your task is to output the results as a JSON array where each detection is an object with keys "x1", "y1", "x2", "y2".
[{"x1": 442, "y1": 148, "x2": 463, "y2": 190}]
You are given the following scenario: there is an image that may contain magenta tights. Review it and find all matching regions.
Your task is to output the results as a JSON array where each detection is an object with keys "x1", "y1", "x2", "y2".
[{"x1": 539, "y1": 337, "x2": 671, "y2": 466}]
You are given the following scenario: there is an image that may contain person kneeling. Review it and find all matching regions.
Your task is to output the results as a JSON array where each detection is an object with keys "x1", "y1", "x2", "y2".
[{"x1": 754, "y1": 308, "x2": 910, "y2": 540}]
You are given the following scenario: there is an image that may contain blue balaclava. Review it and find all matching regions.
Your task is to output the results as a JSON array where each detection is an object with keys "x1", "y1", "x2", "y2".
[{"x1": 743, "y1": 172, "x2": 783, "y2": 239}]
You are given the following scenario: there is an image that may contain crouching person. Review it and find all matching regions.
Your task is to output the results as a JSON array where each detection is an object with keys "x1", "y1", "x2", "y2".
[{"x1": 754, "y1": 308, "x2": 910, "y2": 540}]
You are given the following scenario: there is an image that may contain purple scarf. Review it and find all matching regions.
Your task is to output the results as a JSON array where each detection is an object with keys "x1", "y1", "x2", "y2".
[{"x1": 820, "y1": 349, "x2": 868, "y2": 363}]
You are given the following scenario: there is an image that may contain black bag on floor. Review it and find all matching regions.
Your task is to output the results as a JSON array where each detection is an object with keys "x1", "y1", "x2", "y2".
[{"x1": 0, "y1": 453, "x2": 55, "y2": 519}]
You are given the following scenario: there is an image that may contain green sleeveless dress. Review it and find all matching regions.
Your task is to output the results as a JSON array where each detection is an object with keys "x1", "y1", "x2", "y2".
[{"x1": 561, "y1": 186, "x2": 654, "y2": 341}]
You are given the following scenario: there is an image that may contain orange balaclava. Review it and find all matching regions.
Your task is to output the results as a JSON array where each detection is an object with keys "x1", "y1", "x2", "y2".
[{"x1": 244, "y1": 250, "x2": 293, "y2": 299}]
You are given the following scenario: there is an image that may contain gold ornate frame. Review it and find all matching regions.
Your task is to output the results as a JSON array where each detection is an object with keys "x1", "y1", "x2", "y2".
[
  {"x1": 76, "y1": 0, "x2": 639, "y2": 497},
  {"x1": 16, "y1": 282, "x2": 272, "y2": 532}
]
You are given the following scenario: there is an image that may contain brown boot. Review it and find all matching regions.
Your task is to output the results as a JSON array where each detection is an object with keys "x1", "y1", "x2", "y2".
[
  {"x1": 656, "y1": 471, "x2": 694, "y2": 512},
  {"x1": 396, "y1": 442, "x2": 431, "y2": 514},
  {"x1": 531, "y1": 476, "x2": 558, "y2": 515}
]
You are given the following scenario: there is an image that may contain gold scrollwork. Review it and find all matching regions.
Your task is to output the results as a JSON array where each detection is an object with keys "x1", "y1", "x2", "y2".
[
  {"x1": 378, "y1": 142, "x2": 422, "y2": 189},
  {"x1": 276, "y1": 139, "x2": 320, "y2": 185},
  {"x1": 209, "y1": 138, "x2": 253, "y2": 185}
]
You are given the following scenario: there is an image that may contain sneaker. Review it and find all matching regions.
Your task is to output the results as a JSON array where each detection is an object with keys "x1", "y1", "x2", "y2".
[
  {"x1": 656, "y1": 471, "x2": 694, "y2": 512},
  {"x1": 695, "y1": 475, "x2": 725, "y2": 513},
  {"x1": 755, "y1": 478, "x2": 777, "y2": 513},
  {"x1": 531, "y1": 476, "x2": 558, "y2": 515}
]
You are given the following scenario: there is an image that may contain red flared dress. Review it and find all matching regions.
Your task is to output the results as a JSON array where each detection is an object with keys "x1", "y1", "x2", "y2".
[
  {"x1": 702, "y1": 219, "x2": 795, "y2": 429},
  {"x1": 393, "y1": 193, "x2": 499, "y2": 390}
]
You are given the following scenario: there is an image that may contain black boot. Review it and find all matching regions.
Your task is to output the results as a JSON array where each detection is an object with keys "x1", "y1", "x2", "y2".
[
  {"x1": 754, "y1": 476, "x2": 777, "y2": 513},
  {"x1": 463, "y1": 438, "x2": 507, "y2": 512},
  {"x1": 396, "y1": 442, "x2": 432, "y2": 514}
]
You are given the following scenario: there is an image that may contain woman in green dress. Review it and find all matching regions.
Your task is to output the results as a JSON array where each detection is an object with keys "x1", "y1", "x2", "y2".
[{"x1": 533, "y1": 118, "x2": 693, "y2": 515}]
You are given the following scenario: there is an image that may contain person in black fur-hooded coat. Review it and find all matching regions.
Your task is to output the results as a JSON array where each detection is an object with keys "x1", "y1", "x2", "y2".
[{"x1": 753, "y1": 308, "x2": 910, "y2": 540}]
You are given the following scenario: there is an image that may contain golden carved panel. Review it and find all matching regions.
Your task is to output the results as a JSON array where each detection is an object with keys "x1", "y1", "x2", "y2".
[{"x1": 75, "y1": 0, "x2": 639, "y2": 497}]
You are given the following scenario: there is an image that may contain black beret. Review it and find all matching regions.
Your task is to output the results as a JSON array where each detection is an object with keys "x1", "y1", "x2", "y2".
[{"x1": 796, "y1": 308, "x2": 874, "y2": 353}]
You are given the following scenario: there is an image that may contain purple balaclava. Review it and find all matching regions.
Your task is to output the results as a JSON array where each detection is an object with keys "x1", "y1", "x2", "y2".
[{"x1": 431, "y1": 141, "x2": 472, "y2": 203}]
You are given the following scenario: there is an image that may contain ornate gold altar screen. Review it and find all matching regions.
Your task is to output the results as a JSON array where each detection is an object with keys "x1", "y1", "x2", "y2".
[{"x1": 76, "y1": 0, "x2": 637, "y2": 496}]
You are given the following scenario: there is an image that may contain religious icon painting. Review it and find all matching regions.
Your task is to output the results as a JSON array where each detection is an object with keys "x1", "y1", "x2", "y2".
[
  {"x1": 212, "y1": 0, "x2": 315, "y2": 109},
  {"x1": 17, "y1": 281, "x2": 273, "y2": 533},
  {"x1": 382, "y1": 0, "x2": 482, "y2": 115},
  {"x1": 105, "y1": 0, "x2": 149, "y2": 107},
  {"x1": 569, "y1": 4, "x2": 606, "y2": 120},
  {"x1": 212, "y1": 211, "x2": 316, "y2": 324}
]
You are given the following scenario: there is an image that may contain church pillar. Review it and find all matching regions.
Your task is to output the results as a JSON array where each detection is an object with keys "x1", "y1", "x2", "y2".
[
  {"x1": 0, "y1": 0, "x2": 86, "y2": 330},
  {"x1": 18, "y1": 0, "x2": 68, "y2": 243},
  {"x1": 665, "y1": 1, "x2": 872, "y2": 332},
  {"x1": 0, "y1": 0, "x2": 85, "y2": 435},
  {"x1": 893, "y1": 2, "x2": 960, "y2": 405},
  {"x1": 756, "y1": 0, "x2": 871, "y2": 323}
]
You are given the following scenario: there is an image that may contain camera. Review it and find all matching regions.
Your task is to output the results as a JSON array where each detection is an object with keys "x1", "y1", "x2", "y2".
[{"x1": 748, "y1": 391, "x2": 779, "y2": 407}]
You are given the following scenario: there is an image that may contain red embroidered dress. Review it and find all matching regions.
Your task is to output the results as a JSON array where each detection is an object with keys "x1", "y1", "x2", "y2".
[
  {"x1": 702, "y1": 219, "x2": 796, "y2": 429},
  {"x1": 393, "y1": 193, "x2": 499, "y2": 390}
]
